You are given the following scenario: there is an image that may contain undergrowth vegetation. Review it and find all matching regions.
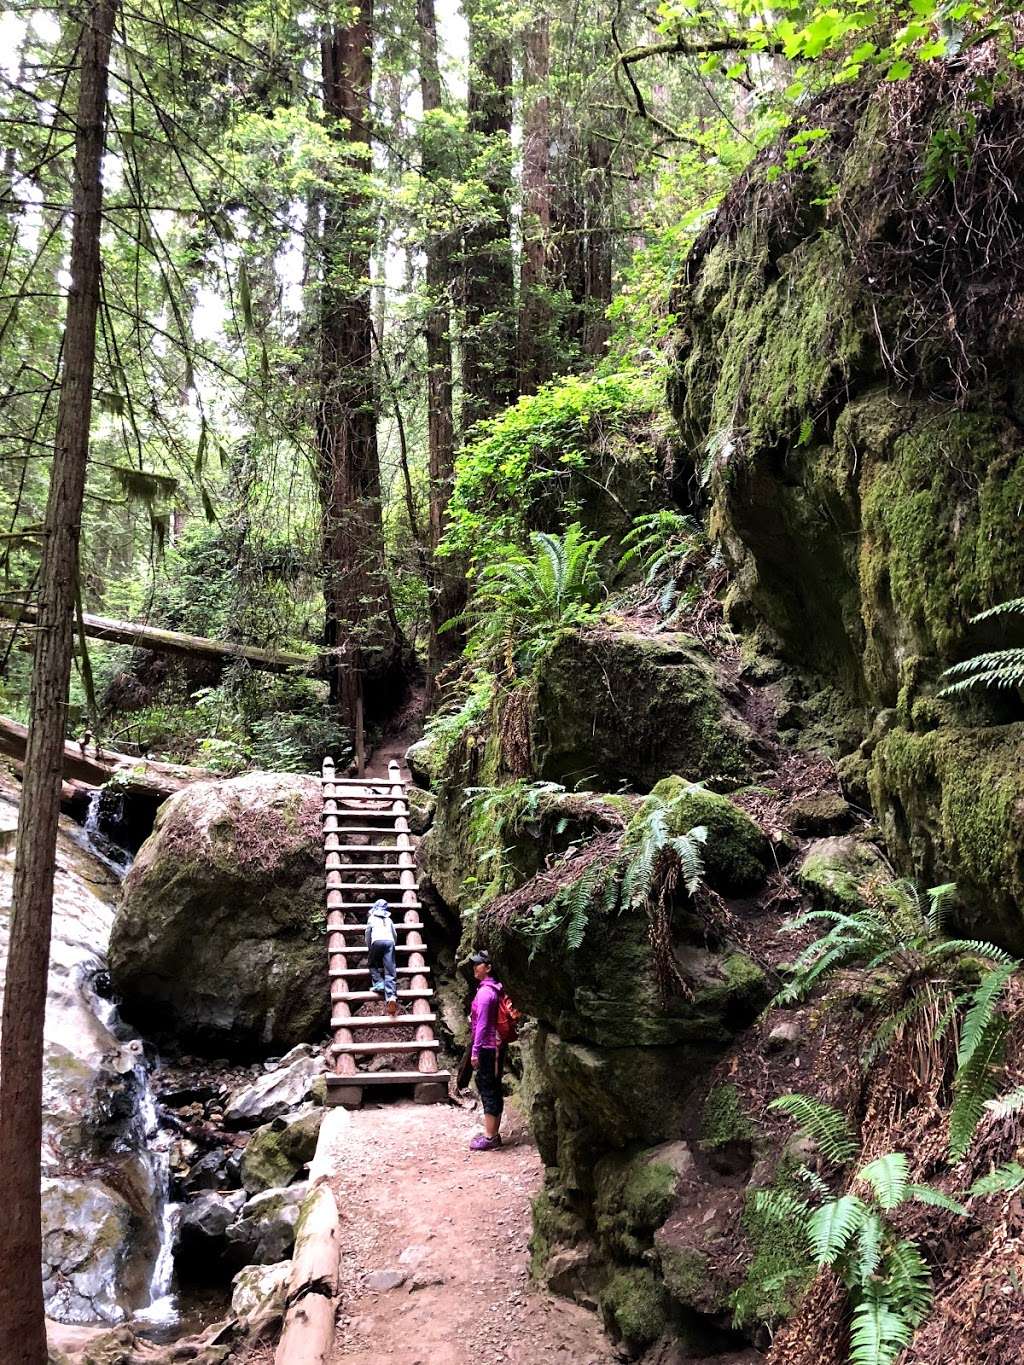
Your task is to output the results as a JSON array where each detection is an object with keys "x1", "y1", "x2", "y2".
[{"x1": 776, "y1": 877, "x2": 1019, "y2": 1161}]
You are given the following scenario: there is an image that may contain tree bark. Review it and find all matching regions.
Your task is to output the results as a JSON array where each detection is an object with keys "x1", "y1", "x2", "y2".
[
  {"x1": 517, "y1": 14, "x2": 552, "y2": 394},
  {"x1": 416, "y1": 0, "x2": 464, "y2": 693},
  {"x1": 460, "y1": 0, "x2": 516, "y2": 433},
  {"x1": 0, "y1": 0, "x2": 117, "y2": 1356},
  {"x1": 582, "y1": 131, "x2": 613, "y2": 359},
  {"x1": 318, "y1": 5, "x2": 405, "y2": 765}
]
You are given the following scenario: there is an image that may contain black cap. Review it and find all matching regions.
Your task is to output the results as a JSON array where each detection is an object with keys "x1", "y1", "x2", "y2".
[{"x1": 469, "y1": 950, "x2": 491, "y2": 966}]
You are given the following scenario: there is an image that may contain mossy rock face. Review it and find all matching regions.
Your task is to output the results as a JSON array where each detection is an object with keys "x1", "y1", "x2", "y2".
[
  {"x1": 598, "y1": 1267, "x2": 669, "y2": 1355},
  {"x1": 871, "y1": 723, "x2": 1024, "y2": 951},
  {"x1": 796, "y1": 835, "x2": 890, "y2": 912},
  {"x1": 109, "y1": 772, "x2": 325, "y2": 1053},
  {"x1": 593, "y1": 1143, "x2": 693, "y2": 1260},
  {"x1": 640, "y1": 778, "x2": 771, "y2": 893},
  {"x1": 533, "y1": 630, "x2": 752, "y2": 792}
]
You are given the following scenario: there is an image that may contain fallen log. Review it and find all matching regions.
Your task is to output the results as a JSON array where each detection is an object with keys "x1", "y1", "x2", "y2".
[
  {"x1": 0, "y1": 714, "x2": 211, "y2": 800},
  {"x1": 3, "y1": 604, "x2": 316, "y2": 675}
]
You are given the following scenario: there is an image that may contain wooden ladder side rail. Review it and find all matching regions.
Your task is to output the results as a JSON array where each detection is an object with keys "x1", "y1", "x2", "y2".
[{"x1": 321, "y1": 757, "x2": 359, "y2": 1105}]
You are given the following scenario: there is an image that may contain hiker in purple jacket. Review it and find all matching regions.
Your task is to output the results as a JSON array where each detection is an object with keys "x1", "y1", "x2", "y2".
[{"x1": 468, "y1": 950, "x2": 503, "y2": 1151}]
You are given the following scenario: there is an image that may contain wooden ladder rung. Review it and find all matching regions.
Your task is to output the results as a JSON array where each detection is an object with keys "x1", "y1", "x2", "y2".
[
  {"x1": 324, "y1": 776, "x2": 404, "y2": 787},
  {"x1": 334, "y1": 989, "x2": 434, "y2": 1002},
  {"x1": 328, "y1": 882, "x2": 418, "y2": 893},
  {"x1": 326, "y1": 840, "x2": 412, "y2": 851},
  {"x1": 326, "y1": 901, "x2": 423, "y2": 912},
  {"x1": 326, "y1": 1071, "x2": 450, "y2": 1088},
  {"x1": 327, "y1": 945, "x2": 428, "y2": 956},
  {"x1": 334, "y1": 862, "x2": 410, "y2": 872},
  {"x1": 329, "y1": 965, "x2": 431, "y2": 978},
  {"x1": 330, "y1": 1040, "x2": 439, "y2": 1055},
  {"x1": 327, "y1": 920, "x2": 425, "y2": 933},
  {"x1": 332, "y1": 1012, "x2": 436, "y2": 1028},
  {"x1": 329, "y1": 827, "x2": 404, "y2": 836}
]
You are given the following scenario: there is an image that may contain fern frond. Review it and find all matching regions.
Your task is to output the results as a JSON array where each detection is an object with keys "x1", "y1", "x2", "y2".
[
  {"x1": 808, "y1": 1194, "x2": 868, "y2": 1264},
  {"x1": 855, "y1": 1210, "x2": 884, "y2": 1281},
  {"x1": 751, "y1": 1188, "x2": 811, "y2": 1228},
  {"x1": 925, "y1": 882, "x2": 958, "y2": 936},
  {"x1": 770, "y1": 1094, "x2": 859, "y2": 1165},
  {"x1": 984, "y1": 1085, "x2": 1024, "y2": 1120},
  {"x1": 926, "y1": 939, "x2": 1016, "y2": 967},
  {"x1": 864, "y1": 989, "x2": 938, "y2": 1068},
  {"x1": 906, "y1": 1185, "x2": 968, "y2": 1216},
  {"x1": 949, "y1": 1014, "x2": 1010, "y2": 1162},
  {"x1": 856, "y1": 1153, "x2": 909, "y2": 1211},
  {"x1": 957, "y1": 961, "x2": 1016, "y2": 1071},
  {"x1": 883, "y1": 1238, "x2": 932, "y2": 1326},
  {"x1": 971, "y1": 596, "x2": 1024, "y2": 623},
  {"x1": 848, "y1": 1288, "x2": 914, "y2": 1365},
  {"x1": 969, "y1": 1161, "x2": 1024, "y2": 1197}
]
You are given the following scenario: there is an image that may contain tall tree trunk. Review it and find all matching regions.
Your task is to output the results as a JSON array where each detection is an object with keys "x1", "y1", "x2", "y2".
[
  {"x1": 517, "y1": 13, "x2": 552, "y2": 394},
  {"x1": 582, "y1": 131, "x2": 613, "y2": 359},
  {"x1": 460, "y1": 0, "x2": 516, "y2": 433},
  {"x1": 0, "y1": 0, "x2": 117, "y2": 1357},
  {"x1": 319, "y1": 5, "x2": 404, "y2": 766},
  {"x1": 416, "y1": 0, "x2": 462, "y2": 693}
]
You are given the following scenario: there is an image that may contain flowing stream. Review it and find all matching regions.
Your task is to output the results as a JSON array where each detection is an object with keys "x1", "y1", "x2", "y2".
[{"x1": 75, "y1": 793, "x2": 182, "y2": 1330}]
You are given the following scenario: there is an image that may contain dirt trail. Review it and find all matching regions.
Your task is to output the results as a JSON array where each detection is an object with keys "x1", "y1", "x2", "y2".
[{"x1": 320, "y1": 1100, "x2": 615, "y2": 1365}]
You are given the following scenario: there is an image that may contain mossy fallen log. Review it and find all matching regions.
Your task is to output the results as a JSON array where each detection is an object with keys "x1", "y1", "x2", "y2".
[{"x1": 4, "y1": 604, "x2": 315, "y2": 675}]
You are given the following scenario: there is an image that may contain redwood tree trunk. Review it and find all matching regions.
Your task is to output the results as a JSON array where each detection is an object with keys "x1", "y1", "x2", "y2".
[
  {"x1": 517, "y1": 13, "x2": 552, "y2": 394},
  {"x1": 416, "y1": 0, "x2": 463, "y2": 691},
  {"x1": 0, "y1": 0, "x2": 117, "y2": 1356},
  {"x1": 460, "y1": 0, "x2": 516, "y2": 433},
  {"x1": 319, "y1": 6, "x2": 404, "y2": 763}
]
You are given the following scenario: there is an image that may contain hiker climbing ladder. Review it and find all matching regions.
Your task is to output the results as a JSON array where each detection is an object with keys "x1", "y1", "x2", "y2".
[{"x1": 321, "y1": 757, "x2": 449, "y2": 1107}]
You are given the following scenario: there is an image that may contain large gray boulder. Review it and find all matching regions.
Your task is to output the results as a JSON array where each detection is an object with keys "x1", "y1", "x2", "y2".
[
  {"x1": 223, "y1": 1048, "x2": 320, "y2": 1127},
  {"x1": 109, "y1": 772, "x2": 327, "y2": 1052}
]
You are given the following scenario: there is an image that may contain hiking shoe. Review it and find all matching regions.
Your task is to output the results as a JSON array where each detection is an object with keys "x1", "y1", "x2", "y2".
[
  {"x1": 470, "y1": 1133, "x2": 503, "y2": 1152},
  {"x1": 386, "y1": 998, "x2": 398, "y2": 1017}
]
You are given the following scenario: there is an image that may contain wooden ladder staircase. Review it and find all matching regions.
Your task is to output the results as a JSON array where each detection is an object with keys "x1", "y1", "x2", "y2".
[{"x1": 320, "y1": 757, "x2": 449, "y2": 1107}]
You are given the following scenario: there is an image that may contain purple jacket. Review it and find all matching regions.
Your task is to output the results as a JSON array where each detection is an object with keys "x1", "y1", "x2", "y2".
[{"x1": 470, "y1": 976, "x2": 502, "y2": 1053}]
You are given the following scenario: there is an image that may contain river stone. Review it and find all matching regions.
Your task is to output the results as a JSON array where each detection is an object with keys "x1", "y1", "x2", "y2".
[
  {"x1": 175, "y1": 1191, "x2": 247, "y2": 1276},
  {"x1": 231, "y1": 1260, "x2": 292, "y2": 1324},
  {"x1": 108, "y1": 772, "x2": 325, "y2": 1053},
  {"x1": 225, "y1": 1183, "x2": 308, "y2": 1266},
  {"x1": 41, "y1": 1178, "x2": 137, "y2": 1325},
  {"x1": 240, "y1": 1106, "x2": 323, "y2": 1194},
  {"x1": 223, "y1": 1051, "x2": 321, "y2": 1127}
]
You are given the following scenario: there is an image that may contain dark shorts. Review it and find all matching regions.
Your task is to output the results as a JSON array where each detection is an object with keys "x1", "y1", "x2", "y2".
[{"x1": 475, "y1": 1047, "x2": 503, "y2": 1118}]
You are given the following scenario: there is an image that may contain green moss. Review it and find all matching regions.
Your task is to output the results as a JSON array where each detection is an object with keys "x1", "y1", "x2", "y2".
[
  {"x1": 641, "y1": 777, "x2": 769, "y2": 892},
  {"x1": 659, "y1": 1246, "x2": 714, "y2": 1310},
  {"x1": 534, "y1": 630, "x2": 752, "y2": 793},
  {"x1": 700, "y1": 1084, "x2": 755, "y2": 1151},
  {"x1": 598, "y1": 1267, "x2": 669, "y2": 1351},
  {"x1": 529, "y1": 1187, "x2": 586, "y2": 1279},
  {"x1": 730, "y1": 1182, "x2": 815, "y2": 1329},
  {"x1": 870, "y1": 723, "x2": 1024, "y2": 949},
  {"x1": 594, "y1": 1154, "x2": 681, "y2": 1258}
]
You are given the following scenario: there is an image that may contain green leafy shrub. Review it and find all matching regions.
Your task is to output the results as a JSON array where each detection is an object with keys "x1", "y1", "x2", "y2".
[
  {"x1": 760, "y1": 1097, "x2": 972, "y2": 1365},
  {"x1": 443, "y1": 369, "x2": 665, "y2": 565}
]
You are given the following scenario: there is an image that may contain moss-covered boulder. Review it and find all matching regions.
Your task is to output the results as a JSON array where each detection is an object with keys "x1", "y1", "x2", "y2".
[
  {"x1": 533, "y1": 630, "x2": 752, "y2": 792},
  {"x1": 598, "y1": 1267, "x2": 669, "y2": 1355},
  {"x1": 109, "y1": 772, "x2": 325, "y2": 1052},
  {"x1": 870, "y1": 723, "x2": 1024, "y2": 950},
  {"x1": 594, "y1": 1143, "x2": 693, "y2": 1260},
  {"x1": 796, "y1": 834, "x2": 891, "y2": 912},
  {"x1": 240, "y1": 1108, "x2": 322, "y2": 1194},
  {"x1": 638, "y1": 778, "x2": 771, "y2": 893}
]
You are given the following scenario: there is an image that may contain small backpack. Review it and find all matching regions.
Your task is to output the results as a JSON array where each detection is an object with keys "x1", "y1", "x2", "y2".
[{"x1": 496, "y1": 989, "x2": 521, "y2": 1045}]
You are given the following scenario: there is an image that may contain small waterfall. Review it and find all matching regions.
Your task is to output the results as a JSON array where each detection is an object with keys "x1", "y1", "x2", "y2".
[
  {"x1": 69, "y1": 790, "x2": 132, "y2": 878},
  {"x1": 131, "y1": 1051, "x2": 181, "y2": 1328}
]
